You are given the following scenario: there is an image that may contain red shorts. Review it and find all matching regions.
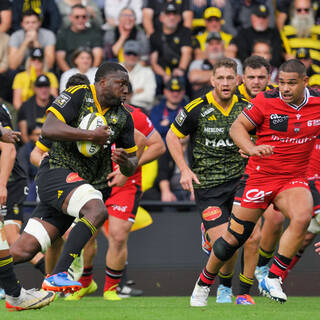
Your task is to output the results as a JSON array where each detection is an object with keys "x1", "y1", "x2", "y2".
[
  {"x1": 105, "y1": 183, "x2": 142, "y2": 222},
  {"x1": 234, "y1": 173, "x2": 310, "y2": 209}
]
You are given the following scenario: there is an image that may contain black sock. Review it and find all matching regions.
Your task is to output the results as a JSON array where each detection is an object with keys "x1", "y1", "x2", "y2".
[
  {"x1": 34, "y1": 257, "x2": 46, "y2": 275},
  {"x1": 52, "y1": 218, "x2": 96, "y2": 275},
  {"x1": 239, "y1": 273, "x2": 253, "y2": 295},
  {"x1": 257, "y1": 247, "x2": 274, "y2": 267},
  {"x1": 0, "y1": 256, "x2": 21, "y2": 297},
  {"x1": 218, "y1": 272, "x2": 233, "y2": 288},
  {"x1": 119, "y1": 263, "x2": 127, "y2": 288},
  {"x1": 269, "y1": 253, "x2": 292, "y2": 279}
]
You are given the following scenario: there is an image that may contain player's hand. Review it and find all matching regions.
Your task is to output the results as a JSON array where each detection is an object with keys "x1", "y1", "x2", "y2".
[
  {"x1": 315, "y1": 242, "x2": 320, "y2": 255},
  {"x1": 0, "y1": 128, "x2": 20, "y2": 143},
  {"x1": 111, "y1": 148, "x2": 129, "y2": 166},
  {"x1": 239, "y1": 148, "x2": 249, "y2": 159},
  {"x1": 180, "y1": 167, "x2": 200, "y2": 194},
  {"x1": 91, "y1": 126, "x2": 110, "y2": 145},
  {"x1": 0, "y1": 185, "x2": 7, "y2": 205},
  {"x1": 247, "y1": 145, "x2": 274, "y2": 158},
  {"x1": 161, "y1": 190, "x2": 177, "y2": 202},
  {"x1": 107, "y1": 168, "x2": 128, "y2": 187}
]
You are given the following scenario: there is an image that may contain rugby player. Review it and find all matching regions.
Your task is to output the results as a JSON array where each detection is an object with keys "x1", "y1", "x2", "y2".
[
  {"x1": 166, "y1": 57, "x2": 250, "y2": 307},
  {"x1": 191, "y1": 59, "x2": 320, "y2": 304},
  {"x1": 9, "y1": 62, "x2": 138, "y2": 293}
]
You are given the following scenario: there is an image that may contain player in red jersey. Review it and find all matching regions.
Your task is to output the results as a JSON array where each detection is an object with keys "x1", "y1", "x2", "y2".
[
  {"x1": 102, "y1": 104, "x2": 165, "y2": 300},
  {"x1": 189, "y1": 59, "x2": 320, "y2": 304}
]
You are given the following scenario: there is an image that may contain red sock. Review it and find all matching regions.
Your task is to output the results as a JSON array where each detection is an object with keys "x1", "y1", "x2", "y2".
[
  {"x1": 269, "y1": 253, "x2": 291, "y2": 280},
  {"x1": 282, "y1": 253, "x2": 302, "y2": 281},
  {"x1": 104, "y1": 266, "x2": 123, "y2": 292},
  {"x1": 79, "y1": 266, "x2": 93, "y2": 288}
]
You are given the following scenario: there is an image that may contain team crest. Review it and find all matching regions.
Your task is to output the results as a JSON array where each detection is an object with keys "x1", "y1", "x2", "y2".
[
  {"x1": 246, "y1": 103, "x2": 253, "y2": 111},
  {"x1": 175, "y1": 110, "x2": 187, "y2": 126},
  {"x1": 53, "y1": 93, "x2": 71, "y2": 108}
]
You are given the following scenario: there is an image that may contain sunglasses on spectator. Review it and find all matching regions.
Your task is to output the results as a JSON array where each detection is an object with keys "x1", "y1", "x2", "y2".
[
  {"x1": 74, "y1": 15, "x2": 88, "y2": 19},
  {"x1": 296, "y1": 8, "x2": 310, "y2": 13},
  {"x1": 125, "y1": 52, "x2": 138, "y2": 56}
]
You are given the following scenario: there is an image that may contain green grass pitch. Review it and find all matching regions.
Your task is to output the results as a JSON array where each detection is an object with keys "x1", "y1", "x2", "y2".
[{"x1": 1, "y1": 296, "x2": 320, "y2": 320}]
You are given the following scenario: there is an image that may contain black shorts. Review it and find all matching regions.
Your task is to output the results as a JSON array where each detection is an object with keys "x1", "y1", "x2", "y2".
[
  {"x1": 195, "y1": 178, "x2": 240, "y2": 231},
  {"x1": 309, "y1": 179, "x2": 320, "y2": 215},
  {"x1": 3, "y1": 178, "x2": 28, "y2": 222},
  {"x1": 32, "y1": 158, "x2": 110, "y2": 237}
]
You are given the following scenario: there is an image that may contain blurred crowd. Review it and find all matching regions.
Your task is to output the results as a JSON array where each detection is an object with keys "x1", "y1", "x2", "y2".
[{"x1": 1, "y1": 0, "x2": 320, "y2": 205}]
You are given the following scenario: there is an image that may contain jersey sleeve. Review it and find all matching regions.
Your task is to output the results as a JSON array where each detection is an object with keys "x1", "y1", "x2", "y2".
[
  {"x1": 242, "y1": 92, "x2": 265, "y2": 127},
  {"x1": 46, "y1": 87, "x2": 86, "y2": 124},
  {"x1": 36, "y1": 135, "x2": 53, "y2": 152},
  {"x1": 115, "y1": 110, "x2": 137, "y2": 154},
  {"x1": 132, "y1": 108, "x2": 155, "y2": 138},
  {"x1": 170, "y1": 98, "x2": 202, "y2": 138},
  {"x1": 0, "y1": 104, "x2": 13, "y2": 129}
]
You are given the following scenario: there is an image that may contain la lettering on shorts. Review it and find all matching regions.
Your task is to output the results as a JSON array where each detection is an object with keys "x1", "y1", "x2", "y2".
[
  {"x1": 234, "y1": 173, "x2": 310, "y2": 209},
  {"x1": 3, "y1": 178, "x2": 28, "y2": 222},
  {"x1": 105, "y1": 183, "x2": 142, "y2": 223},
  {"x1": 195, "y1": 178, "x2": 240, "y2": 231},
  {"x1": 309, "y1": 179, "x2": 320, "y2": 216}
]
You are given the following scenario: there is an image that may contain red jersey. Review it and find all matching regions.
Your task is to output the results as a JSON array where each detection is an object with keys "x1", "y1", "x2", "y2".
[
  {"x1": 307, "y1": 135, "x2": 320, "y2": 179},
  {"x1": 243, "y1": 87, "x2": 320, "y2": 177},
  {"x1": 112, "y1": 104, "x2": 154, "y2": 186}
]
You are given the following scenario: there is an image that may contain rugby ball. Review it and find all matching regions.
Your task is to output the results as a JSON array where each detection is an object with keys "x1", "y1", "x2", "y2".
[{"x1": 76, "y1": 113, "x2": 107, "y2": 157}]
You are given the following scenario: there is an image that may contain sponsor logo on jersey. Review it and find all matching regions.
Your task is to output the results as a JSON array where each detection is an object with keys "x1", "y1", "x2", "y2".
[
  {"x1": 204, "y1": 127, "x2": 224, "y2": 133},
  {"x1": 269, "y1": 114, "x2": 289, "y2": 132},
  {"x1": 205, "y1": 138, "x2": 234, "y2": 147},
  {"x1": 307, "y1": 120, "x2": 320, "y2": 127},
  {"x1": 53, "y1": 93, "x2": 71, "y2": 108},
  {"x1": 202, "y1": 206, "x2": 222, "y2": 221},
  {"x1": 86, "y1": 97, "x2": 94, "y2": 103},
  {"x1": 201, "y1": 108, "x2": 214, "y2": 117},
  {"x1": 243, "y1": 189, "x2": 273, "y2": 203},
  {"x1": 66, "y1": 172, "x2": 85, "y2": 183},
  {"x1": 112, "y1": 205, "x2": 128, "y2": 213},
  {"x1": 271, "y1": 135, "x2": 316, "y2": 144},
  {"x1": 176, "y1": 110, "x2": 187, "y2": 126},
  {"x1": 246, "y1": 103, "x2": 253, "y2": 110}
]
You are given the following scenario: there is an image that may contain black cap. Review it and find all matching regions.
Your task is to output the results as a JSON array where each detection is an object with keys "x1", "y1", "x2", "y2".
[
  {"x1": 251, "y1": 4, "x2": 270, "y2": 17},
  {"x1": 206, "y1": 31, "x2": 222, "y2": 42},
  {"x1": 165, "y1": 77, "x2": 185, "y2": 91},
  {"x1": 124, "y1": 40, "x2": 140, "y2": 55},
  {"x1": 35, "y1": 74, "x2": 50, "y2": 87},
  {"x1": 296, "y1": 47, "x2": 310, "y2": 59},
  {"x1": 163, "y1": 2, "x2": 179, "y2": 13},
  {"x1": 30, "y1": 47, "x2": 44, "y2": 60}
]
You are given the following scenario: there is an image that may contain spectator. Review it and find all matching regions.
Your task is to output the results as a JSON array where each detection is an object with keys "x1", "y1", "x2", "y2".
[
  {"x1": 281, "y1": 0, "x2": 320, "y2": 74},
  {"x1": 57, "y1": 0, "x2": 103, "y2": 30},
  {"x1": 55, "y1": 4, "x2": 103, "y2": 73},
  {"x1": 103, "y1": 7, "x2": 149, "y2": 63},
  {"x1": 11, "y1": 0, "x2": 61, "y2": 33},
  {"x1": 309, "y1": 74, "x2": 320, "y2": 89},
  {"x1": 193, "y1": 7, "x2": 232, "y2": 60},
  {"x1": 8, "y1": 10, "x2": 56, "y2": 71},
  {"x1": 122, "y1": 40, "x2": 156, "y2": 111},
  {"x1": 104, "y1": 0, "x2": 143, "y2": 30},
  {"x1": 149, "y1": 2, "x2": 193, "y2": 94},
  {"x1": 223, "y1": 0, "x2": 275, "y2": 37},
  {"x1": 12, "y1": 48, "x2": 58, "y2": 110},
  {"x1": 0, "y1": 31, "x2": 11, "y2": 102},
  {"x1": 227, "y1": 4, "x2": 284, "y2": 68},
  {"x1": 252, "y1": 39, "x2": 279, "y2": 83},
  {"x1": 17, "y1": 74, "x2": 55, "y2": 143},
  {"x1": 142, "y1": 0, "x2": 193, "y2": 37},
  {"x1": 59, "y1": 47, "x2": 97, "y2": 92},
  {"x1": 189, "y1": 32, "x2": 242, "y2": 99},
  {"x1": 150, "y1": 76, "x2": 188, "y2": 140},
  {"x1": 295, "y1": 47, "x2": 316, "y2": 77},
  {"x1": 0, "y1": 0, "x2": 12, "y2": 33}
]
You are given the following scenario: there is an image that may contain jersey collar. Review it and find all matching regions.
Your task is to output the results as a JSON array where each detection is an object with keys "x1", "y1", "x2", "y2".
[
  {"x1": 206, "y1": 90, "x2": 239, "y2": 116},
  {"x1": 279, "y1": 87, "x2": 310, "y2": 111},
  {"x1": 90, "y1": 84, "x2": 110, "y2": 115}
]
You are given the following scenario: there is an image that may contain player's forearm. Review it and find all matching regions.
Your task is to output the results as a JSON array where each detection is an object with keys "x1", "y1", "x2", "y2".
[
  {"x1": 166, "y1": 129, "x2": 189, "y2": 173},
  {"x1": 0, "y1": 143, "x2": 16, "y2": 186},
  {"x1": 230, "y1": 119, "x2": 256, "y2": 155},
  {"x1": 119, "y1": 156, "x2": 138, "y2": 177}
]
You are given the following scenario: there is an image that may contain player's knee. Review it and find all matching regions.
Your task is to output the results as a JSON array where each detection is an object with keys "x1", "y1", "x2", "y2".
[
  {"x1": 291, "y1": 213, "x2": 312, "y2": 232},
  {"x1": 213, "y1": 237, "x2": 238, "y2": 261},
  {"x1": 227, "y1": 213, "x2": 256, "y2": 247}
]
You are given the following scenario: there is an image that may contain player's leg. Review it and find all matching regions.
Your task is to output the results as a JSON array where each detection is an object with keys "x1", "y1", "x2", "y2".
[
  {"x1": 261, "y1": 185, "x2": 313, "y2": 302},
  {"x1": 45, "y1": 237, "x2": 64, "y2": 274},
  {"x1": 235, "y1": 218, "x2": 262, "y2": 305},
  {"x1": 0, "y1": 216, "x2": 55, "y2": 311},
  {"x1": 255, "y1": 206, "x2": 284, "y2": 289}
]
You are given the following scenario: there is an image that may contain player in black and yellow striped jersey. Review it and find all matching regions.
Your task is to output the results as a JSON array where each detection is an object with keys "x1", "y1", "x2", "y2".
[{"x1": 167, "y1": 58, "x2": 250, "y2": 306}]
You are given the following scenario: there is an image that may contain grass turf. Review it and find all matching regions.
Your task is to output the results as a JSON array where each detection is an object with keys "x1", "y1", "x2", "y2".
[{"x1": 1, "y1": 296, "x2": 320, "y2": 320}]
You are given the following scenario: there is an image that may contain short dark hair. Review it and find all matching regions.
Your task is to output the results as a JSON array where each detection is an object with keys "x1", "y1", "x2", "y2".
[
  {"x1": 279, "y1": 59, "x2": 306, "y2": 77},
  {"x1": 71, "y1": 4, "x2": 87, "y2": 11},
  {"x1": 71, "y1": 47, "x2": 93, "y2": 67},
  {"x1": 212, "y1": 57, "x2": 237, "y2": 74},
  {"x1": 22, "y1": 9, "x2": 40, "y2": 21},
  {"x1": 94, "y1": 62, "x2": 128, "y2": 82},
  {"x1": 66, "y1": 73, "x2": 90, "y2": 88},
  {"x1": 252, "y1": 39, "x2": 271, "y2": 51},
  {"x1": 243, "y1": 55, "x2": 271, "y2": 74}
]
